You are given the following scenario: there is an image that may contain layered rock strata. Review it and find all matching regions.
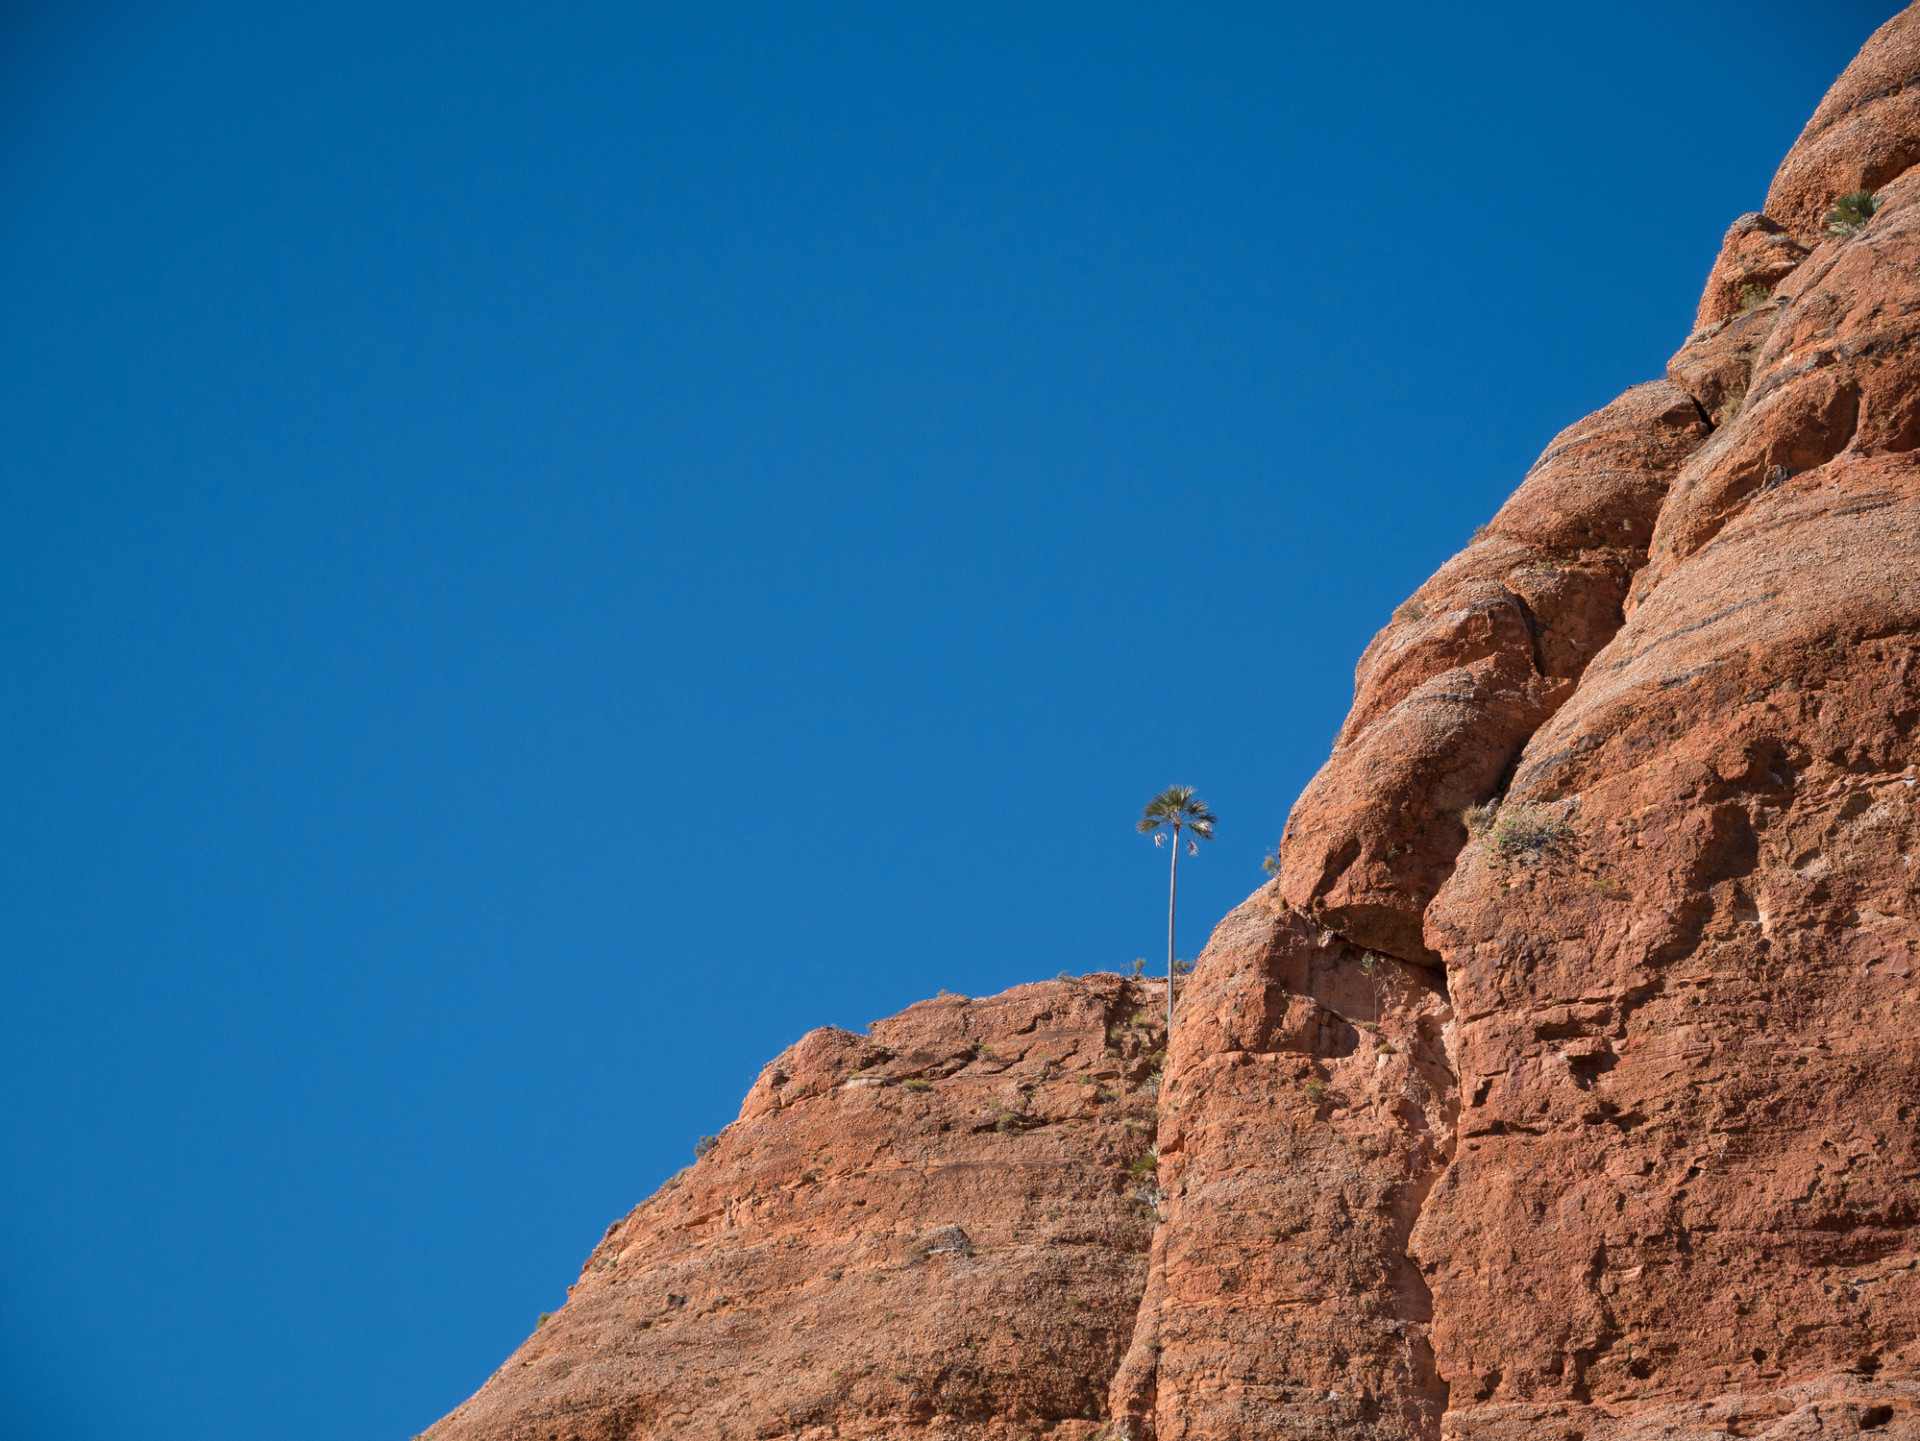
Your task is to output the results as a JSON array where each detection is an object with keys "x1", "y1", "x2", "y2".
[{"x1": 437, "y1": 9, "x2": 1920, "y2": 1439}]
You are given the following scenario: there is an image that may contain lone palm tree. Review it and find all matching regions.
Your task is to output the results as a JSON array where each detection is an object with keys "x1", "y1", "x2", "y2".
[{"x1": 1137, "y1": 785, "x2": 1216, "y2": 1028}]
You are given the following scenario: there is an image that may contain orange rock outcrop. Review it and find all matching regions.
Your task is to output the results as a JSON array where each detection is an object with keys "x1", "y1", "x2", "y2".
[
  {"x1": 435, "y1": 8, "x2": 1920, "y2": 1438},
  {"x1": 433, "y1": 979, "x2": 1169, "y2": 1440}
]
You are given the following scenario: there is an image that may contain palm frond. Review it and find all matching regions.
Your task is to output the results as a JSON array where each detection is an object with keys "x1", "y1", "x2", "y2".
[
  {"x1": 1139, "y1": 785, "x2": 1218, "y2": 841},
  {"x1": 1138, "y1": 784, "x2": 1194, "y2": 826}
]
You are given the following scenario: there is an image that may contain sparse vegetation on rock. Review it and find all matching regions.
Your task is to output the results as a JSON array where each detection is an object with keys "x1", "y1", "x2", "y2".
[
  {"x1": 1824, "y1": 187, "x2": 1880, "y2": 236},
  {"x1": 1483, "y1": 802, "x2": 1573, "y2": 860}
]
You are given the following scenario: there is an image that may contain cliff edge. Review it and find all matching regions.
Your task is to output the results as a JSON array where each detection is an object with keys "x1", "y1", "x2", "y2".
[{"x1": 434, "y1": 9, "x2": 1920, "y2": 1438}]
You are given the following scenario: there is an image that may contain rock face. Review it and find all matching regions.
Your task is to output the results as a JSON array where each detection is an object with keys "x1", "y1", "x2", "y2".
[
  {"x1": 1275, "y1": 382, "x2": 1709, "y2": 966},
  {"x1": 1106, "y1": 898, "x2": 1456, "y2": 1440},
  {"x1": 1765, "y1": 10, "x2": 1920, "y2": 245},
  {"x1": 1412, "y1": 150, "x2": 1920, "y2": 1426},
  {"x1": 432, "y1": 978, "x2": 1168, "y2": 1441},
  {"x1": 435, "y1": 10, "x2": 1920, "y2": 1440}
]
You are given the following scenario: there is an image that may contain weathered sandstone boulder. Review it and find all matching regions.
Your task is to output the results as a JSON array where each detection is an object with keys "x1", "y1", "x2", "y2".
[
  {"x1": 1276, "y1": 383, "x2": 1708, "y2": 965},
  {"x1": 1640, "y1": 165, "x2": 1920, "y2": 605},
  {"x1": 1765, "y1": 6, "x2": 1920, "y2": 245},
  {"x1": 1690, "y1": 214, "x2": 1812, "y2": 337}
]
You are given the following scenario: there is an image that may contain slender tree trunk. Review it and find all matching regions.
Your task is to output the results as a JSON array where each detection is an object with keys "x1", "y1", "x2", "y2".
[{"x1": 1166, "y1": 824, "x2": 1180, "y2": 1030}]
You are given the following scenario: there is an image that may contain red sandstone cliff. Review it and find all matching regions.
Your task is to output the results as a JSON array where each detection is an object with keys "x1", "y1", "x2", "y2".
[
  {"x1": 434, "y1": 978, "x2": 1170, "y2": 1440},
  {"x1": 434, "y1": 10, "x2": 1920, "y2": 1439}
]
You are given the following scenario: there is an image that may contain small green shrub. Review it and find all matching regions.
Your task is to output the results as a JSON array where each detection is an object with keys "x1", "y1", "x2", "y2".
[
  {"x1": 1107, "y1": 1009, "x2": 1155, "y2": 1043},
  {"x1": 1171, "y1": 958, "x2": 1193, "y2": 976},
  {"x1": 1127, "y1": 1152, "x2": 1159, "y2": 1177},
  {"x1": 1302, "y1": 1078, "x2": 1328, "y2": 1103},
  {"x1": 1737, "y1": 282, "x2": 1772, "y2": 312},
  {"x1": 1462, "y1": 801, "x2": 1499, "y2": 837},
  {"x1": 535, "y1": 1311, "x2": 553, "y2": 1329},
  {"x1": 694, "y1": 1134, "x2": 720, "y2": 1160},
  {"x1": 1395, "y1": 598, "x2": 1427, "y2": 623},
  {"x1": 824, "y1": 1267, "x2": 844, "y2": 1281},
  {"x1": 966, "y1": 1040, "x2": 994, "y2": 1059},
  {"x1": 902, "y1": 1078, "x2": 932, "y2": 1092},
  {"x1": 1375, "y1": 1039, "x2": 1398, "y2": 1055},
  {"x1": 1261, "y1": 848, "x2": 1281, "y2": 876},
  {"x1": 1485, "y1": 803, "x2": 1574, "y2": 860},
  {"x1": 1824, "y1": 189, "x2": 1880, "y2": 238},
  {"x1": 1471, "y1": 522, "x2": 1494, "y2": 543}
]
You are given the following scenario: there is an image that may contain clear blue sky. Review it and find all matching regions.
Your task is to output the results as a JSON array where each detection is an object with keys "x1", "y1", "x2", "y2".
[{"x1": 0, "y1": 2, "x2": 1897, "y2": 1436}]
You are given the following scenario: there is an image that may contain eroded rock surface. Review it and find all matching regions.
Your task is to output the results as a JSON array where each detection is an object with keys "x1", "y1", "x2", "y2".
[
  {"x1": 1403, "y1": 11, "x2": 1920, "y2": 1433},
  {"x1": 1412, "y1": 451, "x2": 1920, "y2": 1438},
  {"x1": 1106, "y1": 893, "x2": 1455, "y2": 1441},
  {"x1": 434, "y1": 11, "x2": 1920, "y2": 1440},
  {"x1": 432, "y1": 979, "x2": 1166, "y2": 1441},
  {"x1": 1276, "y1": 382, "x2": 1708, "y2": 965},
  {"x1": 1132, "y1": 5, "x2": 1920, "y2": 1434},
  {"x1": 1689, "y1": 213, "x2": 1813, "y2": 338},
  {"x1": 1765, "y1": 6, "x2": 1920, "y2": 245}
]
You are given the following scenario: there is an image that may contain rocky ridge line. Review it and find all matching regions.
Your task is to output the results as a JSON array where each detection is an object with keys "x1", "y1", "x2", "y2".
[
  {"x1": 1119, "y1": 7, "x2": 1920, "y2": 1438},
  {"x1": 432, "y1": 10, "x2": 1920, "y2": 1439}
]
